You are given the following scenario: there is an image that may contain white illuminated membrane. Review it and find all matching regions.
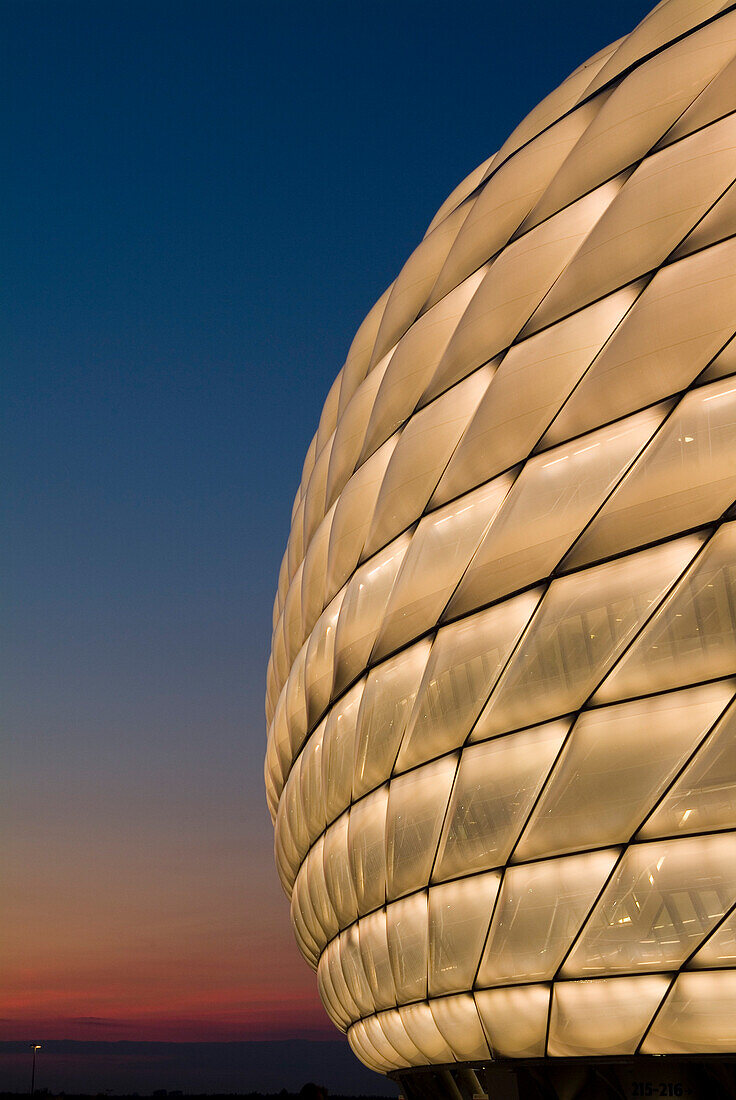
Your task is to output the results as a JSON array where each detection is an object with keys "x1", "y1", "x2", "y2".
[{"x1": 266, "y1": 0, "x2": 736, "y2": 1072}]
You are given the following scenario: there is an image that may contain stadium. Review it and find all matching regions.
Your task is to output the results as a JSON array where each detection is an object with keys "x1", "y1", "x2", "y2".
[{"x1": 265, "y1": 1, "x2": 736, "y2": 1095}]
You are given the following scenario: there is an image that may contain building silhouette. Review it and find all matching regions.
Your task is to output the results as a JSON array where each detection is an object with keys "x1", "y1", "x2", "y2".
[{"x1": 266, "y1": 1, "x2": 736, "y2": 1095}]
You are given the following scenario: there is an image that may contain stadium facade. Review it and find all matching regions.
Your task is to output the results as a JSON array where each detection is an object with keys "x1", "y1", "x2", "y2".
[{"x1": 265, "y1": 1, "x2": 736, "y2": 1095}]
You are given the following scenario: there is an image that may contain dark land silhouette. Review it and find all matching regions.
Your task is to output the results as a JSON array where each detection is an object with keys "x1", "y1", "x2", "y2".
[{"x1": 0, "y1": 1043, "x2": 397, "y2": 1098}]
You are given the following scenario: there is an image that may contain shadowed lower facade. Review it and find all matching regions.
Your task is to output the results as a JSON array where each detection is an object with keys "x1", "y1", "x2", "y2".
[{"x1": 265, "y1": 2, "x2": 736, "y2": 1095}]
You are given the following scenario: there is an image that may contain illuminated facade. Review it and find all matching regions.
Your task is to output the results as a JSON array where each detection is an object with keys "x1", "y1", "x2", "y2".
[{"x1": 265, "y1": 0, "x2": 736, "y2": 1093}]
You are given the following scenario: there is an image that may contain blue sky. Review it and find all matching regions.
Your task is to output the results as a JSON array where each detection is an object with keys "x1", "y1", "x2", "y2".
[{"x1": 3, "y1": 0, "x2": 651, "y2": 1082}]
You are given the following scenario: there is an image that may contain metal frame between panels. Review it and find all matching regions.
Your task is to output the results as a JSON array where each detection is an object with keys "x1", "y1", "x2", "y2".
[
  {"x1": 281, "y1": 410, "x2": 736, "y2": 1054},
  {"x1": 306, "y1": 560, "x2": 736, "y2": 1050},
  {"x1": 283, "y1": 513, "x2": 736, "y2": 889},
  {"x1": 266, "y1": 0, "x2": 736, "y2": 1071},
  {"x1": 268, "y1": 92, "x2": 736, "y2": 681},
  {"x1": 272, "y1": 259, "x2": 736, "y2": 802}
]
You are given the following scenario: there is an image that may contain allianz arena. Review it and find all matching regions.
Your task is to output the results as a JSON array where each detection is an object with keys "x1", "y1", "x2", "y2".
[{"x1": 265, "y1": 1, "x2": 736, "y2": 1095}]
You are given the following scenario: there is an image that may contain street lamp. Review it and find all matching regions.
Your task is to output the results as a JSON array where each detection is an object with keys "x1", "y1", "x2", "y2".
[{"x1": 30, "y1": 1044, "x2": 41, "y2": 1096}]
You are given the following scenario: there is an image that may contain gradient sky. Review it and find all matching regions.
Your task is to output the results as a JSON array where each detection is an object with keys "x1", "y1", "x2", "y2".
[{"x1": 4, "y1": 0, "x2": 652, "y2": 1055}]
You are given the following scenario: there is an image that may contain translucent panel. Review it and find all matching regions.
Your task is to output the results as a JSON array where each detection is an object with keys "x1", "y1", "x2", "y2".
[
  {"x1": 530, "y1": 13, "x2": 736, "y2": 228},
  {"x1": 275, "y1": 831, "x2": 297, "y2": 896},
  {"x1": 338, "y1": 283, "x2": 393, "y2": 420},
  {"x1": 691, "y1": 904, "x2": 736, "y2": 967},
  {"x1": 326, "y1": 436, "x2": 397, "y2": 603},
  {"x1": 277, "y1": 774, "x2": 303, "y2": 875},
  {"x1": 345, "y1": 1025, "x2": 377, "y2": 1074},
  {"x1": 264, "y1": 718, "x2": 285, "y2": 801},
  {"x1": 432, "y1": 286, "x2": 644, "y2": 507},
  {"x1": 399, "y1": 1001, "x2": 454, "y2": 1063},
  {"x1": 361, "y1": 1013, "x2": 405, "y2": 1069},
  {"x1": 293, "y1": 859, "x2": 325, "y2": 954},
  {"x1": 425, "y1": 153, "x2": 495, "y2": 238},
  {"x1": 516, "y1": 682, "x2": 733, "y2": 861},
  {"x1": 370, "y1": 203, "x2": 474, "y2": 369},
  {"x1": 299, "y1": 722, "x2": 327, "y2": 845},
  {"x1": 427, "y1": 103, "x2": 601, "y2": 309},
  {"x1": 301, "y1": 502, "x2": 335, "y2": 629},
  {"x1": 674, "y1": 179, "x2": 736, "y2": 259},
  {"x1": 348, "y1": 785, "x2": 389, "y2": 916},
  {"x1": 298, "y1": 465, "x2": 323, "y2": 544},
  {"x1": 564, "y1": 834, "x2": 736, "y2": 977},
  {"x1": 699, "y1": 334, "x2": 736, "y2": 384},
  {"x1": 640, "y1": 694, "x2": 736, "y2": 839},
  {"x1": 376, "y1": 1009, "x2": 426, "y2": 1066},
  {"x1": 435, "y1": 721, "x2": 569, "y2": 882},
  {"x1": 548, "y1": 975, "x2": 671, "y2": 1056},
  {"x1": 527, "y1": 115, "x2": 736, "y2": 335},
  {"x1": 662, "y1": 52, "x2": 736, "y2": 146},
  {"x1": 275, "y1": 547, "x2": 289, "y2": 625},
  {"x1": 264, "y1": 761, "x2": 278, "y2": 824},
  {"x1": 566, "y1": 378, "x2": 736, "y2": 568},
  {"x1": 358, "y1": 909, "x2": 397, "y2": 1011},
  {"x1": 348, "y1": 1019, "x2": 393, "y2": 1073},
  {"x1": 596, "y1": 523, "x2": 736, "y2": 704},
  {"x1": 477, "y1": 537, "x2": 702, "y2": 740},
  {"x1": 274, "y1": 840, "x2": 295, "y2": 902},
  {"x1": 477, "y1": 849, "x2": 618, "y2": 986},
  {"x1": 375, "y1": 476, "x2": 514, "y2": 662},
  {"x1": 271, "y1": 588, "x2": 281, "y2": 638},
  {"x1": 317, "y1": 953, "x2": 349, "y2": 1031},
  {"x1": 272, "y1": 813, "x2": 291, "y2": 877},
  {"x1": 305, "y1": 836, "x2": 339, "y2": 944},
  {"x1": 428, "y1": 872, "x2": 500, "y2": 995},
  {"x1": 353, "y1": 639, "x2": 431, "y2": 799},
  {"x1": 425, "y1": 180, "x2": 623, "y2": 403},
  {"x1": 302, "y1": 432, "x2": 333, "y2": 553},
  {"x1": 265, "y1": 651, "x2": 278, "y2": 728},
  {"x1": 271, "y1": 613, "x2": 290, "y2": 701},
  {"x1": 337, "y1": 923, "x2": 374, "y2": 1017},
  {"x1": 322, "y1": 812, "x2": 358, "y2": 928},
  {"x1": 270, "y1": 689, "x2": 293, "y2": 789},
  {"x1": 474, "y1": 985, "x2": 550, "y2": 1059},
  {"x1": 284, "y1": 642, "x2": 308, "y2": 758},
  {"x1": 304, "y1": 588, "x2": 345, "y2": 731},
  {"x1": 642, "y1": 971, "x2": 736, "y2": 1054},
  {"x1": 492, "y1": 44, "x2": 613, "y2": 171},
  {"x1": 542, "y1": 237, "x2": 736, "y2": 448},
  {"x1": 315, "y1": 368, "x2": 342, "y2": 453},
  {"x1": 291, "y1": 479, "x2": 305, "y2": 528},
  {"x1": 274, "y1": 807, "x2": 299, "y2": 887},
  {"x1": 282, "y1": 560, "x2": 304, "y2": 667},
  {"x1": 325, "y1": 351, "x2": 391, "y2": 513},
  {"x1": 584, "y1": 0, "x2": 728, "y2": 99},
  {"x1": 276, "y1": 825, "x2": 298, "y2": 896},
  {"x1": 364, "y1": 369, "x2": 492, "y2": 559},
  {"x1": 322, "y1": 680, "x2": 364, "y2": 825},
  {"x1": 290, "y1": 886, "x2": 320, "y2": 968},
  {"x1": 429, "y1": 994, "x2": 492, "y2": 1062},
  {"x1": 396, "y1": 590, "x2": 542, "y2": 774},
  {"x1": 448, "y1": 407, "x2": 666, "y2": 619},
  {"x1": 323, "y1": 936, "x2": 359, "y2": 1024},
  {"x1": 291, "y1": 922, "x2": 318, "y2": 973},
  {"x1": 385, "y1": 755, "x2": 458, "y2": 901},
  {"x1": 290, "y1": 880, "x2": 319, "y2": 959},
  {"x1": 386, "y1": 891, "x2": 429, "y2": 1003},
  {"x1": 361, "y1": 268, "x2": 487, "y2": 464},
  {"x1": 286, "y1": 497, "x2": 305, "y2": 584},
  {"x1": 332, "y1": 532, "x2": 410, "y2": 698}
]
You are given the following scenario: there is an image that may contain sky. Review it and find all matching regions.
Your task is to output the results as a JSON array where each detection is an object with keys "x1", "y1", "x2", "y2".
[{"x1": 3, "y1": 0, "x2": 652, "y2": 1088}]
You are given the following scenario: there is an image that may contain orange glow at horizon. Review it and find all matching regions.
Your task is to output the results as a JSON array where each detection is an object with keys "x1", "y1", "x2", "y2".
[{"x1": 2, "y1": 760, "x2": 332, "y2": 1044}]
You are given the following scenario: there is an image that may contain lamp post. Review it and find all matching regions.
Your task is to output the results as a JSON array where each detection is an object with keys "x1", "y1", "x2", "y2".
[{"x1": 30, "y1": 1044, "x2": 41, "y2": 1096}]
